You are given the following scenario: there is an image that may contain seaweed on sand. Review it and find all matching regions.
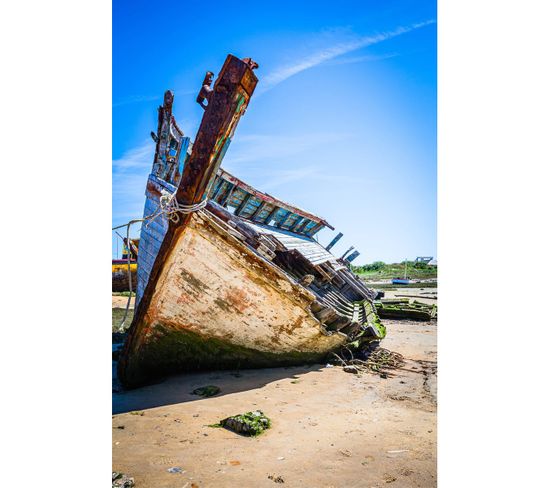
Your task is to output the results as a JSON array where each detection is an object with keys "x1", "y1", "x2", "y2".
[
  {"x1": 220, "y1": 410, "x2": 271, "y2": 436},
  {"x1": 192, "y1": 385, "x2": 221, "y2": 397}
]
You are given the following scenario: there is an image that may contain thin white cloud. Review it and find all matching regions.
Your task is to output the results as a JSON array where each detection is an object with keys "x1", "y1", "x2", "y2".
[
  {"x1": 326, "y1": 52, "x2": 399, "y2": 66},
  {"x1": 112, "y1": 141, "x2": 153, "y2": 172},
  {"x1": 112, "y1": 141, "x2": 154, "y2": 227},
  {"x1": 223, "y1": 132, "x2": 351, "y2": 167},
  {"x1": 112, "y1": 95, "x2": 161, "y2": 108},
  {"x1": 259, "y1": 166, "x2": 353, "y2": 192},
  {"x1": 259, "y1": 19, "x2": 435, "y2": 93},
  {"x1": 113, "y1": 88, "x2": 196, "y2": 108}
]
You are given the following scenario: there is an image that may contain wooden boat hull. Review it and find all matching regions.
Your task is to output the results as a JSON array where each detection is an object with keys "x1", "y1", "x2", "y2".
[
  {"x1": 119, "y1": 210, "x2": 347, "y2": 386},
  {"x1": 375, "y1": 299, "x2": 436, "y2": 321}
]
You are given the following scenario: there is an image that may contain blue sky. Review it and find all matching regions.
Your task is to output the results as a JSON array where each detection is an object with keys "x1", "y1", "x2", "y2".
[{"x1": 113, "y1": 0, "x2": 436, "y2": 264}]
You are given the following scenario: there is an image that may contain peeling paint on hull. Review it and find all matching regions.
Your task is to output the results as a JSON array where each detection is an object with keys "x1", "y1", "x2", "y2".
[{"x1": 120, "y1": 212, "x2": 346, "y2": 387}]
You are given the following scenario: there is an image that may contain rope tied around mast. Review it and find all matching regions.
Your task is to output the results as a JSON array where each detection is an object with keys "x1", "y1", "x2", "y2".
[
  {"x1": 148, "y1": 190, "x2": 208, "y2": 225},
  {"x1": 112, "y1": 190, "x2": 208, "y2": 332}
]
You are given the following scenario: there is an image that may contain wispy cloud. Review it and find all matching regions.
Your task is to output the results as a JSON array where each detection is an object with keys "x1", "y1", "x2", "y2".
[
  {"x1": 113, "y1": 141, "x2": 154, "y2": 172},
  {"x1": 326, "y1": 52, "x2": 399, "y2": 66},
  {"x1": 222, "y1": 132, "x2": 355, "y2": 194},
  {"x1": 112, "y1": 141, "x2": 154, "y2": 228},
  {"x1": 112, "y1": 88, "x2": 197, "y2": 108},
  {"x1": 112, "y1": 94, "x2": 161, "y2": 108},
  {"x1": 259, "y1": 166, "x2": 353, "y2": 192},
  {"x1": 259, "y1": 19, "x2": 435, "y2": 94},
  {"x1": 223, "y1": 132, "x2": 351, "y2": 168}
]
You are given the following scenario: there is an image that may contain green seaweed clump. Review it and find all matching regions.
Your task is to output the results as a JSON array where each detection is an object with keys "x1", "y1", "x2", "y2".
[
  {"x1": 220, "y1": 410, "x2": 271, "y2": 436},
  {"x1": 192, "y1": 385, "x2": 221, "y2": 397}
]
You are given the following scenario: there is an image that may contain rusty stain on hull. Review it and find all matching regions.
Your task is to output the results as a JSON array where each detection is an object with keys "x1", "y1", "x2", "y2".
[{"x1": 120, "y1": 212, "x2": 347, "y2": 385}]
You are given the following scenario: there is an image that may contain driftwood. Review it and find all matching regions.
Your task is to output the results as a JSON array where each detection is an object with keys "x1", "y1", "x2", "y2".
[{"x1": 332, "y1": 347, "x2": 405, "y2": 376}]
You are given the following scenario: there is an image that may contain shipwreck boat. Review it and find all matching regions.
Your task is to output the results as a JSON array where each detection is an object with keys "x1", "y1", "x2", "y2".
[
  {"x1": 118, "y1": 55, "x2": 384, "y2": 388},
  {"x1": 375, "y1": 298, "x2": 437, "y2": 321}
]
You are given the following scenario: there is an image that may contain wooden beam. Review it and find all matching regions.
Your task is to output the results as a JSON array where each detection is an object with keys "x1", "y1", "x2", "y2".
[
  {"x1": 295, "y1": 218, "x2": 310, "y2": 233},
  {"x1": 306, "y1": 222, "x2": 323, "y2": 236},
  {"x1": 325, "y1": 232, "x2": 343, "y2": 251},
  {"x1": 341, "y1": 246, "x2": 354, "y2": 259},
  {"x1": 345, "y1": 250, "x2": 360, "y2": 262},
  {"x1": 235, "y1": 192, "x2": 251, "y2": 216},
  {"x1": 250, "y1": 200, "x2": 266, "y2": 220},
  {"x1": 220, "y1": 182, "x2": 236, "y2": 207},
  {"x1": 210, "y1": 177, "x2": 225, "y2": 201},
  {"x1": 289, "y1": 216, "x2": 304, "y2": 232},
  {"x1": 263, "y1": 205, "x2": 279, "y2": 225},
  {"x1": 276, "y1": 211, "x2": 291, "y2": 228}
]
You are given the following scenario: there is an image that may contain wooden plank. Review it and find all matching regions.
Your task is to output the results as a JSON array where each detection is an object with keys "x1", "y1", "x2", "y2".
[
  {"x1": 352, "y1": 303, "x2": 360, "y2": 323},
  {"x1": 235, "y1": 192, "x2": 251, "y2": 216}
]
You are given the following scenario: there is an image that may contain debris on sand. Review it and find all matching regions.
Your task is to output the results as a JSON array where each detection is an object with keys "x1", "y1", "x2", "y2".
[
  {"x1": 383, "y1": 473, "x2": 397, "y2": 483},
  {"x1": 220, "y1": 410, "x2": 271, "y2": 436},
  {"x1": 332, "y1": 346, "x2": 405, "y2": 377},
  {"x1": 268, "y1": 474, "x2": 285, "y2": 483},
  {"x1": 167, "y1": 466, "x2": 185, "y2": 473},
  {"x1": 112, "y1": 472, "x2": 134, "y2": 488},
  {"x1": 343, "y1": 366, "x2": 359, "y2": 374},
  {"x1": 192, "y1": 385, "x2": 221, "y2": 397}
]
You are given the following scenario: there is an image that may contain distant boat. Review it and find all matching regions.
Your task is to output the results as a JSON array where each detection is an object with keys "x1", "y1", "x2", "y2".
[
  {"x1": 392, "y1": 278, "x2": 410, "y2": 285},
  {"x1": 392, "y1": 260, "x2": 410, "y2": 285}
]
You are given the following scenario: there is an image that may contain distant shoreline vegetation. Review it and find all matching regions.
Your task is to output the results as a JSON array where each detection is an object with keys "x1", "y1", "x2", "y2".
[{"x1": 352, "y1": 261, "x2": 437, "y2": 281}]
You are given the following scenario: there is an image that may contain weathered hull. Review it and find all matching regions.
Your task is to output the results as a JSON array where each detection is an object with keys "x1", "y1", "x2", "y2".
[
  {"x1": 375, "y1": 300, "x2": 436, "y2": 321},
  {"x1": 119, "y1": 210, "x2": 346, "y2": 386}
]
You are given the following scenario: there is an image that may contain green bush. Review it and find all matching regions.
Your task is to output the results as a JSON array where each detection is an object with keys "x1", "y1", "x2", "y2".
[{"x1": 365, "y1": 261, "x2": 386, "y2": 271}]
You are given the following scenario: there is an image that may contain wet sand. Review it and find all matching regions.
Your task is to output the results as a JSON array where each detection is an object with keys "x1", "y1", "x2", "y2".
[
  {"x1": 112, "y1": 311, "x2": 436, "y2": 487},
  {"x1": 112, "y1": 295, "x2": 135, "y2": 309}
]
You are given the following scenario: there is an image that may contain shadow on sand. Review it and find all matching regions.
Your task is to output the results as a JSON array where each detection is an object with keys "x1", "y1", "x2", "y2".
[{"x1": 112, "y1": 361, "x2": 325, "y2": 415}]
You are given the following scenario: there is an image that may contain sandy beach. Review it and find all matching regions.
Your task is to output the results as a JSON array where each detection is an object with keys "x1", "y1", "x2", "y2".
[{"x1": 112, "y1": 289, "x2": 436, "y2": 488}]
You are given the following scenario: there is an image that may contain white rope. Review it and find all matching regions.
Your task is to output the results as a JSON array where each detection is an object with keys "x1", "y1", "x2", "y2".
[
  {"x1": 112, "y1": 191, "x2": 208, "y2": 332},
  {"x1": 146, "y1": 190, "x2": 208, "y2": 225}
]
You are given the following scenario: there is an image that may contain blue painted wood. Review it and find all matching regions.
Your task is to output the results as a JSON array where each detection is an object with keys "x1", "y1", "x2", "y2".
[
  {"x1": 177, "y1": 137, "x2": 191, "y2": 176},
  {"x1": 345, "y1": 250, "x2": 360, "y2": 262},
  {"x1": 135, "y1": 176, "x2": 174, "y2": 306}
]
